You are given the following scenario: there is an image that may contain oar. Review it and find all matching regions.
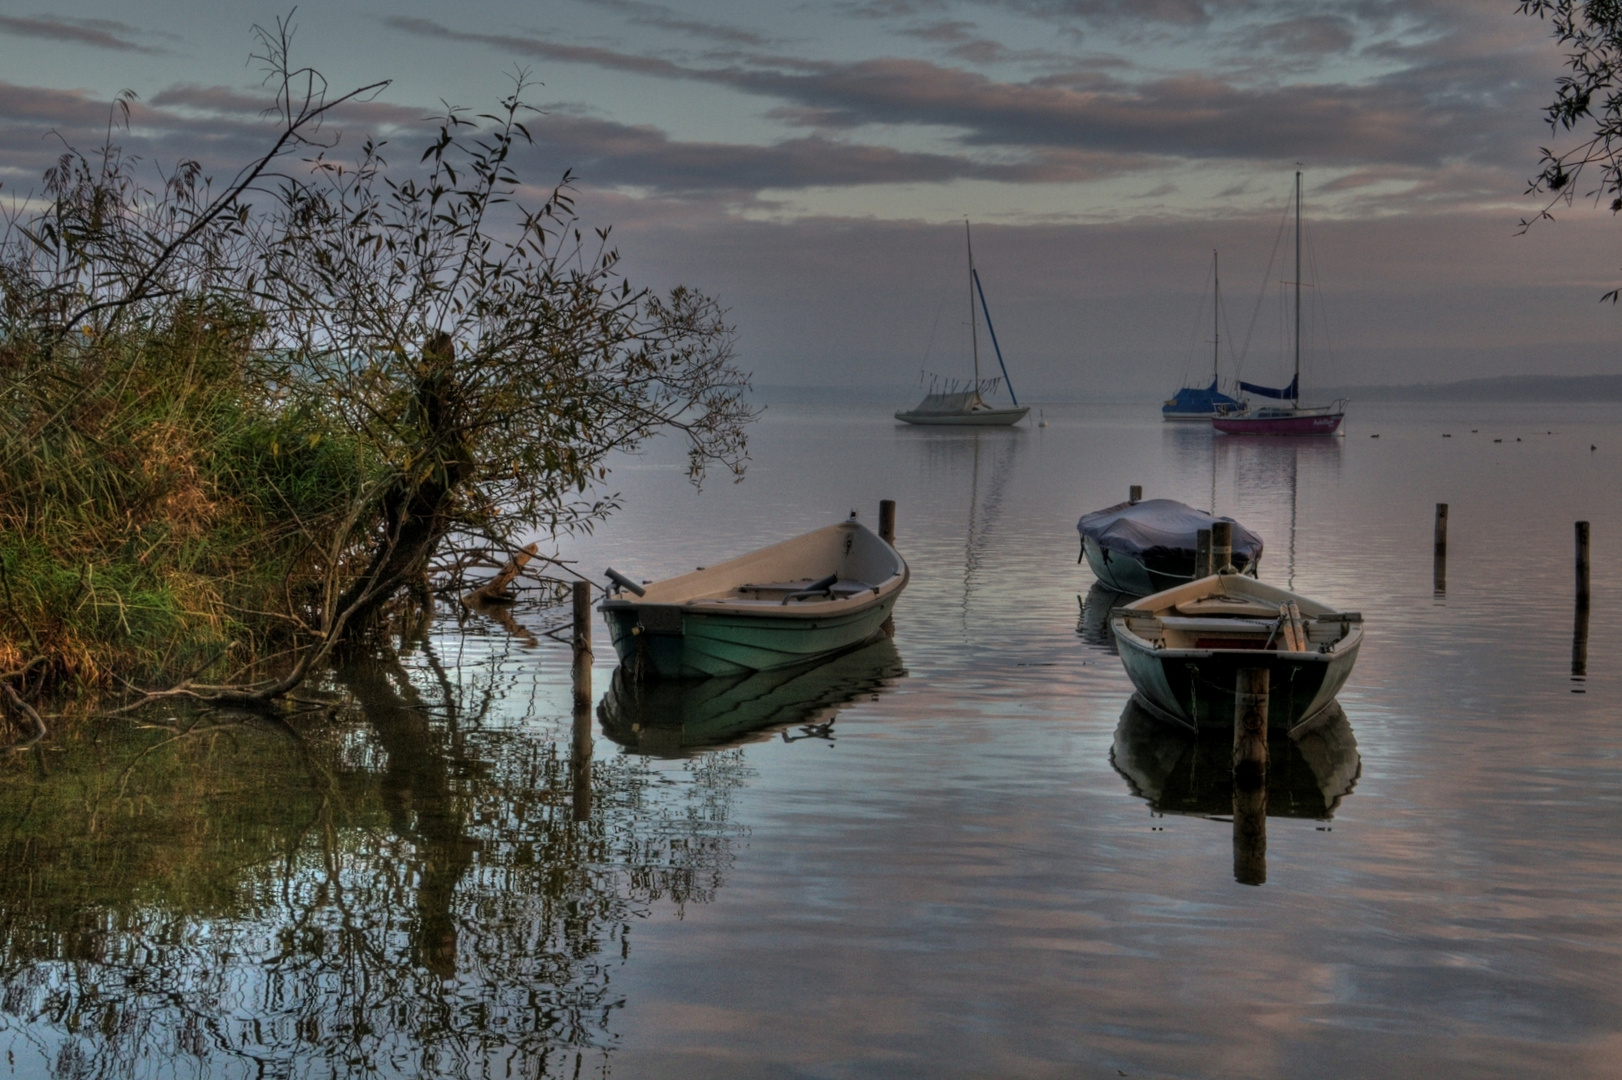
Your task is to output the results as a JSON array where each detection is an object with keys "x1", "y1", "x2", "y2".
[
  {"x1": 782, "y1": 573, "x2": 838, "y2": 603},
  {"x1": 605, "y1": 568, "x2": 646, "y2": 597}
]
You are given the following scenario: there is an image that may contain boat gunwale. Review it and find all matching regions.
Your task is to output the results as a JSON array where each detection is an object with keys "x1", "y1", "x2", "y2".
[
  {"x1": 601, "y1": 521, "x2": 909, "y2": 621},
  {"x1": 1109, "y1": 574, "x2": 1363, "y2": 660}
]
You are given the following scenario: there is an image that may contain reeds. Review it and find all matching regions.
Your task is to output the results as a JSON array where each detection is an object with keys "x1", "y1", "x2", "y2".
[{"x1": 0, "y1": 300, "x2": 369, "y2": 692}]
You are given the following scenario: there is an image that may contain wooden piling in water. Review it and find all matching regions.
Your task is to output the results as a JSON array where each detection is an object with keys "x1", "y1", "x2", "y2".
[
  {"x1": 572, "y1": 581, "x2": 592, "y2": 707},
  {"x1": 572, "y1": 698, "x2": 593, "y2": 820},
  {"x1": 1211, "y1": 520, "x2": 1233, "y2": 573},
  {"x1": 879, "y1": 499, "x2": 897, "y2": 545},
  {"x1": 1574, "y1": 521, "x2": 1592, "y2": 685},
  {"x1": 1129, "y1": 485, "x2": 1142, "y2": 504},
  {"x1": 1233, "y1": 667, "x2": 1269, "y2": 886},
  {"x1": 1234, "y1": 668, "x2": 1268, "y2": 780},
  {"x1": 1195, "y1": 528, "x2": 1212, "y2": 578},
  {"x1": 1576, "y1": 521, "x2": 1591, "y2": 606},
  {"x1": 1573, "y1": 602, "x2": 1590, "y2": 682},
  {"x1": 1434, "y1": 503, "x2": 1448, "y2": 558},
  {"x1": 571, "y1": 580, "x2": 594, "y2": 820}
]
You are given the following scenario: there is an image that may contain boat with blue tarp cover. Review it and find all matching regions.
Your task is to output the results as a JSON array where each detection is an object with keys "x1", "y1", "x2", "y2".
[
  {"x1": 1163, "y1": 250, "x2": 1247, "y2": 421},
  {"x1": 1078, "y1": 497, "x2": 1262, "y2": 596}
]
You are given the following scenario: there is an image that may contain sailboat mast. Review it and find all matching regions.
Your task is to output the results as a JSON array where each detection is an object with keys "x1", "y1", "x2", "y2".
[
  {"x1": 966, "y1": 219, "x2": 981, "y2": 388},
  {"x1": 1293, "y1": 170, "x2": 1302, "y2": 408},
  {"x1": 1212, "y1": 249, "x2": 1220, "y2": 387}
]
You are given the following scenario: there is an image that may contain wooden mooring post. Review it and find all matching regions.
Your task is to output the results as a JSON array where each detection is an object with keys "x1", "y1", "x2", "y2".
[
  {"x1": 880, "y1": 499, "x2": 898, "y2": 637},
  {"x1": 1432, "y1": 503, "x2": 1449, "y2": 596},
  {"x1": 1233, "y1": 668, "x2": 1268, "y2": 887},
  {"x1": 1576, "y1": 521, "x2": 1591, "y2": 606},
  {"x1": 1129, "y1": 485, "x2": 1142, "y2": 504},
  {"x1": 1211, "y1": 520, "x2": 1233, "y2": 574},
  {"x1": 1195, "y1": 528, "x2": 1212, "y2": 578},
  {"x1": 571, "y1": 581, "x2": 593, "y2": 821},
  {"x1": 1574, "y1": 521, "x2": 1591, "y2": 683}
]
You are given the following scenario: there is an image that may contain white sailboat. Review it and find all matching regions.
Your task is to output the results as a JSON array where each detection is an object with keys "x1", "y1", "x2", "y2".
[
  {"x1": 896, "y1": 222, "x2": 1030, "y2": 427},
  {"x1": 1213, "y1": 171, "x2": 1347, "y2": 436}
]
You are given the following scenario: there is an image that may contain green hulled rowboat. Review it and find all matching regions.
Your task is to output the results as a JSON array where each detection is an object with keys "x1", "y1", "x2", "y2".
[
  {"x1": 1109, "y1": 573, "x2": 1362, "y2": 731},
  {"x1": 601, "y1": 517, "x2": 908, "y2": 678}
]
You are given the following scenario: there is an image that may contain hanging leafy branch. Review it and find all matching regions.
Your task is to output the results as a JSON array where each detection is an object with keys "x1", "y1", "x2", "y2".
[
  {"x1": 0, "y1": 16, "x2": 755, "y2": 707},
  {"x1": 1520, "y1": 2, "x2": 1622, "y2": 302}
]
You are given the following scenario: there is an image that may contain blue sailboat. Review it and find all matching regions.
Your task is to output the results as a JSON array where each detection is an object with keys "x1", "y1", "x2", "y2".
[{"x1": 1163, "y1": 250, "x2": 1245, "y2": 421}]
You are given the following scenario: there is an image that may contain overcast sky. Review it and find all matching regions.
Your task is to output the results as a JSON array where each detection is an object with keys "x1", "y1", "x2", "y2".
[{"x1": 0, "y1": 1, "x2": 1615, "y2": 396}]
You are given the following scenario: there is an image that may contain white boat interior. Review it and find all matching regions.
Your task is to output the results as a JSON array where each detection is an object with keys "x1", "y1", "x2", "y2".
[
  {"x1": 606, "y1": 521, "x2": 906, "y2": 615},
  {"x1": 1116, "y1": 575, "x2": 1360, "y2": 654}
]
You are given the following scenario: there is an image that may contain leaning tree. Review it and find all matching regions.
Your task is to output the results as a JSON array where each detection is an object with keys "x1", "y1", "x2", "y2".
[{"x1": 0, "y1": 17, "x2": 753, "y2": 708}]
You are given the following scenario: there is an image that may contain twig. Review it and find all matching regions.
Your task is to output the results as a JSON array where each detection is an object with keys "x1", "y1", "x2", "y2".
[{"x1": 0, "y1": 682, "x2": 47, "y2": 754}]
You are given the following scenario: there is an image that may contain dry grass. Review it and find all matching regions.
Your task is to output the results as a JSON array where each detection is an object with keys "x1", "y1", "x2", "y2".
[{"x1": 0, "y1": 300, "x2": 373, "y2": 693}]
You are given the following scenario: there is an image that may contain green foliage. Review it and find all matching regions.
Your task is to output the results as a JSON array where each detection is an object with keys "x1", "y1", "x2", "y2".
[
  {"x1": 0, "y1": 19, "x2": 753, "y2": 701},
  {"x1": 1523, "y1": 1, "x2": 1622, "y2": 295},
  {"x1": 0, "y1": 300, "x2": 376, "y2": 688}
]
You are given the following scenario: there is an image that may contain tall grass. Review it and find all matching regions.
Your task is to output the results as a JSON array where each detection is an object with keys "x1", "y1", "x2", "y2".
[{"x1": 0, "y1": 299, "x2": 373, "y2": 691}]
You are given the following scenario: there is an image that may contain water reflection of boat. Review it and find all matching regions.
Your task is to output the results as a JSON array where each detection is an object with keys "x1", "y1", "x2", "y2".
[
  {"x1": 1111, "y1": 696, "x2": 1360, "y2": 819},
  {"x1": 1111, "y1": 573, "x2": 1362, "y2": 730},
  {"x1": 1078, "y1": 581, "x2": 1130, "y2": 654},
  {"x1": 599, "y1": 636, "x2": 905, "y2": 757}
]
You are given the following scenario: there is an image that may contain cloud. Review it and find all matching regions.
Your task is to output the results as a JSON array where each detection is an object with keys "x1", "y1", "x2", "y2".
[
  {"x1": 524, "y1": 112, "x2": 1140, "y2": 193},
  {"x1": 895, "y1": 18, "x2": 1083, "y2": 65},
  {"x1": 1001, "y1": 0, "x2": 1212, "y2": 26},
  {"x1": 0, "y1": 14, "x2": 169, "y2": 54},
  {"x1": 571, "y1": 0, "x2": 777, "y2": 48},
  {"x1": 1240, "y1": 15, "x2": 1356, "y2": 55},
  {"x1": 383, "y1": 11, "x2": 1548, "y2": 177}
]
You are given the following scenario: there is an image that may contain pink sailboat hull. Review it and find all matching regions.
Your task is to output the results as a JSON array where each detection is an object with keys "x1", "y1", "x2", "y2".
[{"x1": 1212, "y1": 411, "x2": 1344, "y2": 436}]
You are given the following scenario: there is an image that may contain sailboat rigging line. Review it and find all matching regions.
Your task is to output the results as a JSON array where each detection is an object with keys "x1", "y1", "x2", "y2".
[
  {"x1": 919, "y1": 291, "x2": 950, "y2": 369},
  {"x1": 1234, "y1": 192, "x2": 1294, "y2": 383},
  {"x1": 971, "y1": 268, "x2": 1020, "y2": 406},
  {"x1": 1221, "y1": 275, "x2": 1240, "y2": 374},
  {"x1": 1176, "y1": 258, "x2": 1216, "y2": 388},
  {"x1": 965, "y1": 220, "x2": 981, "y2": 387},
  {"x1": 1303, "y1": 214, "x2": 1336, "y2": 376}
]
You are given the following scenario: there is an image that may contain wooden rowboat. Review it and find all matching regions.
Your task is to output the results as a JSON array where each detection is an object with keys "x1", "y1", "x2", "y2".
[
  {"x1": 601, "y1": 517, "x2": 908, "y2": 678},
  {"x1": 1109, "y1": 573, "x2": 1362, "y2": 731}
]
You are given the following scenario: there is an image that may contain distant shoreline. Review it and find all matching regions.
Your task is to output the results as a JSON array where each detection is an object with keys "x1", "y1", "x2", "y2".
[
  {"x1": 758, "y1": 373, "x2": 1622, "y2": 406},
  {"x1": 1314, "y1": 374, "x2": 1622, "y2": 402}
]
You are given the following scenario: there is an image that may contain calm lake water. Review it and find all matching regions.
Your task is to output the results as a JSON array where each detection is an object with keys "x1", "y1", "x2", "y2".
[{"x1": 5, "y1": 401, "x2": 1622, "y2": 1079}]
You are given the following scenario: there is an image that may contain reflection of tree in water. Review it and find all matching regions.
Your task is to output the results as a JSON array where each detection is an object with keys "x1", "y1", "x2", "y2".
[{"x1": 0, "y1": 634, "x2": 744, "y2": 1078}]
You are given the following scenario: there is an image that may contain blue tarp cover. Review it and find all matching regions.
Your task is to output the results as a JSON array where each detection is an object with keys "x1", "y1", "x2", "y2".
[
  {"x1": 1237, "y1": 374, "x2": 1298, "y2": 400},
  {"x1": 1077, "y1": 498, "x2": 1263, "y2": 571},
  {"x1": 1163, "y1": 379, "x2": 1241, "y2": 416}
]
